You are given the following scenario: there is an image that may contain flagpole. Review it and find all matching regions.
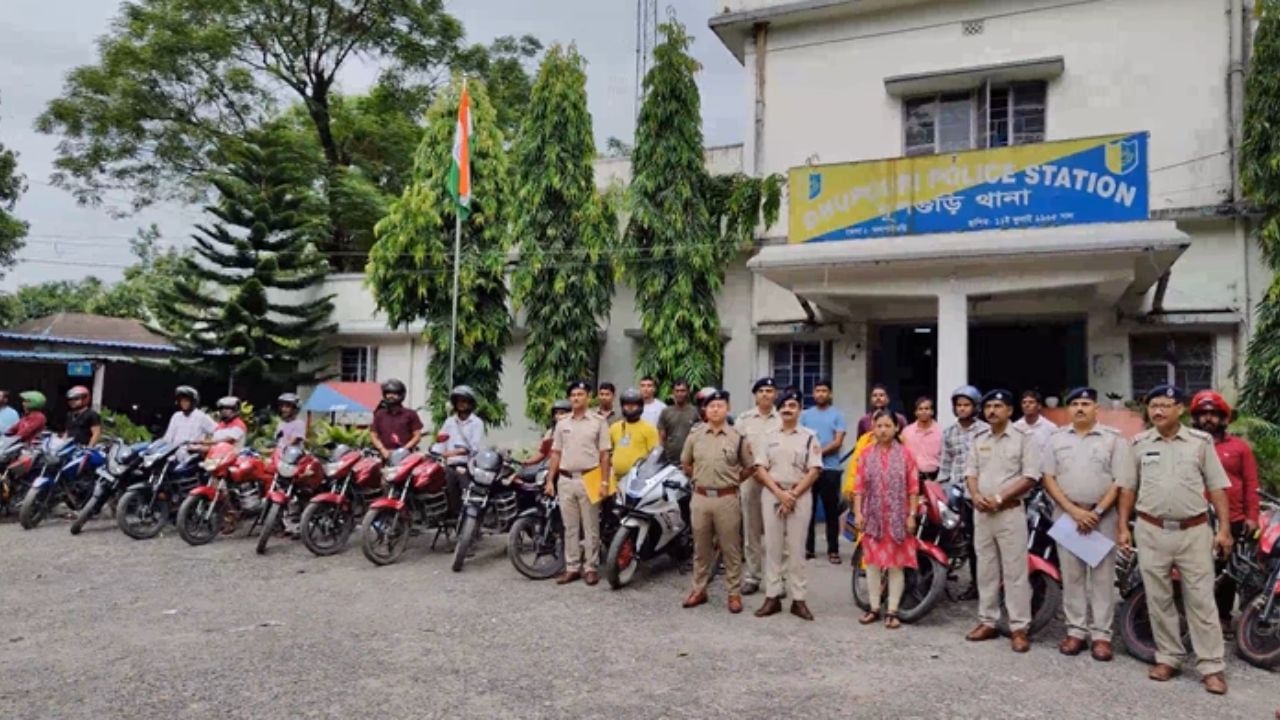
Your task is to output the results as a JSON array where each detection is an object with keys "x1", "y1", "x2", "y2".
[{"x1": 449, "y1": 210, "x2": 461, "y2": 389}]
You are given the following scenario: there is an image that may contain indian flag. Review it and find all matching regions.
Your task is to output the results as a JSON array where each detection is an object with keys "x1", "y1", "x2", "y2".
[{"x1": 447, "y1": 82, "x2": 473, "y2": 220}]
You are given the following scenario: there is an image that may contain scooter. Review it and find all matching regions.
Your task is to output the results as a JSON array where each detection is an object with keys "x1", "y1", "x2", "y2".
[{"x1": 603, "y1": 449, "x2": 692, "y2": 589}]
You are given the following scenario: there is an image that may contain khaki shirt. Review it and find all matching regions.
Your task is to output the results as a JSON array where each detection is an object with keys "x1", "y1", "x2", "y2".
[
  {"x1": 1120, "y1": 425, "x2": 1230, "y2": 519},
  {"x1": 964, "y1": 424, "x2": 1041, "y2": 496},
  {"x1": 551, "y1": 411, "x2": 611, "y2": 473},
  {"x1": 1042, "y1": 423, "x2": 1135, "y2": 506},
  {"x1": 736, "y1": 406, "x2": 782, "y2": 446},
  {"x1": 681, "y1": 423, "x2": 754, "y2": 490},
  {"x1": 755, "y1": 425, "x2": 822, "y2": 487}
]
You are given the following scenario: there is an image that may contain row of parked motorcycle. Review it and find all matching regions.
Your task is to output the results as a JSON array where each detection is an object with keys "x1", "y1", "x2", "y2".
[
  {"x1": 848, "y1": 477, "x2": 1280, "y2": 670},
  {"x1": 0, "y1": 429, "x2": 696, "y2": 588}
]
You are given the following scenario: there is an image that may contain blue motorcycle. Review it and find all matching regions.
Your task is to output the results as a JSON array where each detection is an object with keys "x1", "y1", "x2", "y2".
[
  {"x1": 19, "y1": 436, "x2": 104, "y2": 530},
  {"x1": 69, "y1": 437, "x2": 155, "y2": 535},
  {"x1": 115, "y1": 441, "x2": 203, "y2": 540}
]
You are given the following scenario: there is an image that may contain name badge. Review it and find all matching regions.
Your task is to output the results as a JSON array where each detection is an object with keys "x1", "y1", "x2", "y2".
[{"x1": 619, "y1": 436, "x2": 631, "y2": 448}]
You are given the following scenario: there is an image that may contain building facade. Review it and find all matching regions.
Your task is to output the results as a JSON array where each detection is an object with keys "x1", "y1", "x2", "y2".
[{"x1": 309, "y1": 0, "x2": 1266, "y2": 443}]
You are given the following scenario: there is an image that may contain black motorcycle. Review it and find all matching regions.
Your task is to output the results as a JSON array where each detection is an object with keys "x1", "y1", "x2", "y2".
[
  {"x1": 451, "y1": 449, "x2": 521, "y2": 572},
  {"x1": 115, "y1": 442, "x2": 202, "y2": 540},
  {"x1": 70, "y1": 438, "x2": 154, "y2": 535},
  {"x1": 507, "y1": 458, "x2": 564, "y2": 580}
]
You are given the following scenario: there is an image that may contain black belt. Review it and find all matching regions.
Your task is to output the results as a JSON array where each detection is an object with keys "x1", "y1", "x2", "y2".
[
  {"x1": 919, "y1": 470, "x2": 940, "y2": 481},
  {"x1": 558, "y1": 468, "x2": 598, "y2": 478}
]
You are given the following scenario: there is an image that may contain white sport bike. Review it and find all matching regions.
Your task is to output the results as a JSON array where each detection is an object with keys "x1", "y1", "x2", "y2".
[{"x1": 604, "y1": 449, "x2": 692, "y2": 589}]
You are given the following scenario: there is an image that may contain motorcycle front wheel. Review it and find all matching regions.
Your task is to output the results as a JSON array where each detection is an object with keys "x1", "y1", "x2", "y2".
[
  {"x1": 605, "y1": 526, "x2": 641, "y2": 590},
  {"x1": 255, "y1": 503, "x2": 282, "y2": 555},
  {"x1": 69, "y1": 491, "x2": 105, "y2": 535},
  {"x1": 18, "y1": 485, "x2": 48, "y2": 529},
  {"x1": 451, "y1": 514, "x2": 480, "y2": 572},
  {"x1": 508, "y1": 515, "x2": 564, "y2": 580},
  {"x1": 1235, "y1": 595, "x2": 1280, "y2": 669},
  {"x1": 361, "y1": 508, "x2": 411, "y2": 566},
  {"x1": 300, "y1": 502, "x2": 353, "y2": 557},
  {"x1": 850, "y1": 544, "x2": 947, "y2": 623},
  {"x1": 176, "y1": 495, "x2": 223, "y2": 546},
  {"x1": 116, "y1": 489, "x2": 169, "y2": 540}
]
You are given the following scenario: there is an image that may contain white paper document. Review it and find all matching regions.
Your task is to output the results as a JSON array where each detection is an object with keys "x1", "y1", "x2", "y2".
[{"x1": 1047, "y1": 514, "x2": 1116, "y2": 569}]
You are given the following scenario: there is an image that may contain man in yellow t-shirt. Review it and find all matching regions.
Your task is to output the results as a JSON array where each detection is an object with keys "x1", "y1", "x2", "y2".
[{"x1": 609, "y1": 388, "x2": 660, "y2": 495}]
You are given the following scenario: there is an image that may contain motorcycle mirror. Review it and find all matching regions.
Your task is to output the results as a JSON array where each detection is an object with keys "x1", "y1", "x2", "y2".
[{"x1": 662, "y1": 480, "x2": 683, "y2": 490}]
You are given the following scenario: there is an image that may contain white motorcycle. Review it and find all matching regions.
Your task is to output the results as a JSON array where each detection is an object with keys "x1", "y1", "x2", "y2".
[{"x1": 604, "y1": 449, "x2": 692, "y2": 589}]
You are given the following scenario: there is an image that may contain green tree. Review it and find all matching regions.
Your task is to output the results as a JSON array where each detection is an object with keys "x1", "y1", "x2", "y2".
[
  {"x1": 510, "y1": 46, "x2": 617, "y2": 422},
  {"x1": 0, "y1": 94, "x2": 27, "y2": 278},
  {"x1": 37, "y1": 0, "x2": 539, "y2": 261},
  {"x1": 367, "y1": 78, "x2": 511, "y2": 425},
  {"x1": 1241, "y1": 0, "x2": 1280, "y2": 423},
  {"x1": 152, "y1": 135, "x2": 336, "y2": 392},
  {"x1": 623, "y1": 20, "x2": 780, "y2": 392}
]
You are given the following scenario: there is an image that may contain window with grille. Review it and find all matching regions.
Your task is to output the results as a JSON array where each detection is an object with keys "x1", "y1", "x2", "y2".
[
  {"x1": 904, "y1": 81, "x2": 1047, "y2": 156},
  {"x1": 339, "y1": 346, "x2": 378, "y2": 383},
  {"x1": 770, "y1": 341, "x2": 833, "y2": 406},
  {"x1": 1130, "y1": 334, "x2": 1213, "y2": 400}
]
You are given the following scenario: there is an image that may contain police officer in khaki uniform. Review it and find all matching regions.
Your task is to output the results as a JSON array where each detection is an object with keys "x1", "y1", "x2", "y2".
[
  {"x1": 1116, "y1": 385, "x2": 1233, "y2": 695},
  {"x1": 545, "y1": 380, "x2": 612, "y2": 586},
  {"x1": 751, "y1": 390, "x2": 821, "y2": 620},
  {"x1": 1040, "y1": 387, "x2": 1135, "y2": 661},
  {"x1": 963, "y1": 389, "x2": 1040, "y2": 652},
  {"x1": 736, "y1": 377, "x2": 781, "y2": 596},
  {"x1": 681, "y1": 389, "x2": 755, "y2": 614}
]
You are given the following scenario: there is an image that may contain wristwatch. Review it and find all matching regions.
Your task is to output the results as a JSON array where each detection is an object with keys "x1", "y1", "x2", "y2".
[{"x1": 994, "y1": 494, "x2": 1004, "y2": 508}]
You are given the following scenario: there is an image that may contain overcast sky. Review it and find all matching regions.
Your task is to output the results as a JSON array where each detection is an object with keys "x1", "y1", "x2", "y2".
[{"x1": 0, "y1": 0, "x2": 744, "y2": 291}]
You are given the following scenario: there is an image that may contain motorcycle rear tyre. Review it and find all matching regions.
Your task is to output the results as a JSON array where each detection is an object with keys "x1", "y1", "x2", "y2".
[
  {"x1": 255, "y1": 504, "x2": 282, "y2": 555},
  {"x1": 849, "y1": 544, "x2": 947, "y2": 623},
  {"x1": 360, "y1": 508, "x2": 411, "y2": 566},
  {"x1": 18, "y1": 486, "x2": 47, "y2": 530},
  {"x1": 1117, "y1": 589, "x2": 1159, "y2": 664},
  {"x1": 452, "y1": 515, "x2": 479, "y2": 572},
  {"x1": 176, "y1": 494, "x2": 223, "y2": 546},
  {"x1": 300, "y1": 501, "x2": 352, "y2": 557},
  {"x1": 998, "y1": 571, "x2": 1062, "y2": 637},
  {"x1": 604, "y1": 526, "x2": 641, "y2": 590},
  {"x1": 1234, "y1": 595, "x2": 1280, "y2": 669},
  {"x1": 116, "y1": 489, "x2": 168, "y2": 540},
  {"x1": 507, "y1": 515, "x2": 563, "y2": 580}
]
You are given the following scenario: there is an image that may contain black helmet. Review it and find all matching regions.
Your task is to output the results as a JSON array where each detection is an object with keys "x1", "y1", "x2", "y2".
[
  {"x1": 381, "y1": 379, "x2": 407, "y2": 396},
  {"x1": 551, "y1": 399, "x2": 572, "y2": 414},
  {"x1": 449, "y1": 385, "x2": 476, "y2": 405},
  {"x1": 277, "y1": 392, "x2": 300, "y2": 407},
  {"x1": 620, "y1": 388, "x2": 643, "y2": 421},
  {"x1": 175, "y1": 385, "x2": 200, "y2": 404}
]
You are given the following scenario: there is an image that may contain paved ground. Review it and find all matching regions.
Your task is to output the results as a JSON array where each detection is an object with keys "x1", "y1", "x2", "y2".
[{"x1": 1, "y1": 516, "x2": 1276, "y2": 719}]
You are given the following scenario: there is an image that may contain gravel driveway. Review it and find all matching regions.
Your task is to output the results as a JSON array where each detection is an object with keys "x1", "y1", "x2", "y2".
[{"x1": 1, "y1": 517, "x2": 1275, "y2": 719}]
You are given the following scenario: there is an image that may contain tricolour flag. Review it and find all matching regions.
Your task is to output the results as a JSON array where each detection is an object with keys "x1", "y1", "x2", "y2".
[{"x1": 447, "y1": 82, "x2": 473, "y2": 219}]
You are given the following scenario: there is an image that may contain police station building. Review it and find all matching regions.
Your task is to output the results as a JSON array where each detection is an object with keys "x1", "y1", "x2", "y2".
[{"x1": 307, "y1": 0, "x2": 1265, "y2": 443}]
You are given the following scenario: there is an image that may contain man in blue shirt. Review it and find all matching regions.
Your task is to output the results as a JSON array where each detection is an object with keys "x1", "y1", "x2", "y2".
[
  {"x1": 0, "y1": 390, "x2": 19, "y2": 434},
  {"x1": 801, "y1": 379, "x2": 847, "y2": 563}
]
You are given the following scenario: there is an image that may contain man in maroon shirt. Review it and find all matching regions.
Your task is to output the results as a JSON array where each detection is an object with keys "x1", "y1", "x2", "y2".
[
  {"x1": 855, "y1": 384, "x2": 907, "y2": 437},
  {"x1": 370, "y1": 379, "x2": 423, "y2": 459},
  {"x1": 1189, "y1": 389, "x2": 1260, "y2": 625}
]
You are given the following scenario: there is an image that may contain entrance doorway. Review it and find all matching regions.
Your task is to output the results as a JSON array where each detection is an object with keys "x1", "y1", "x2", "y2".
[{"x1": 872, "y1": 319, "x2": 1087, "y2": 412}]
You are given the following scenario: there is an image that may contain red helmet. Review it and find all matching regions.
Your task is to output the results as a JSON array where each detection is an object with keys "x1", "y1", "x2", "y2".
[
  {"x1": 66, "y1": 386, "x2": 91, "y2": 401},
  {"x1": 1189, "y1": 390, "x2": 1230, "y2": 418}
]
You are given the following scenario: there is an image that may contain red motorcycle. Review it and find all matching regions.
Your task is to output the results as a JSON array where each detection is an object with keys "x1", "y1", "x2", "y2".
[
  {"x1": 1236, "y1": 507, "x2": 1280, "y2": 669},
  {"x1": 360, "y1": 440, "x2": 448, "y2": 566},
  {"x1": 176, "y1": 446, "x2": 275, "y2": 545},
  {"x1": 255, "y1": 444, "x2": 326, "y2": 555},
  {"x1": 299, "y1": 446, "x2": 383, "y2": 557}
]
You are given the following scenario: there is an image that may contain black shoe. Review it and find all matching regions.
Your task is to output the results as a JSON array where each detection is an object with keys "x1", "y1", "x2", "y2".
[{"x1": 805, "y1": 552, "x2": 816, "y2": 560}]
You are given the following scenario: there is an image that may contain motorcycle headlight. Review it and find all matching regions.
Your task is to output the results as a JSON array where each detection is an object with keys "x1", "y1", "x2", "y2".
[
  {"x1": 324, "y1": 462, "x2": 343, "y2": 477},
  {"x1": 471, "y1": 468, "x2": 495, "y2": 486},
  {"x1": 939, "y1": 500, "x2": 960, "y2": 530},
  {"x1": 276, "y1": 463, "x2": 297, "y2": 479},
  {"x1": 381, "y1": 467, "x2": 398, "y2": 482}
]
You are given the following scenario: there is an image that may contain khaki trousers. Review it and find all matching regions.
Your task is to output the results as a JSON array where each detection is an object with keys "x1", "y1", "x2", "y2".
[
  {"x1": 741, "y1": 477, "x2": 765, "y2": 584},
  {"x1": 1056, "y1": 510, "x2": 1117, "y2": 641},
  {"x1": 1135, "y1": 521, "x2": 1225, "y2": 675},
  {"x1": 558, "y1": 474, "x2": 600, "y2": 573},
  {"x1": 974, "y1": 505, "x2": 1031, "y2": 632},
  {"x1": 691, "y1": 491, "x2": 743, "y2": 595},
  {"x1": 761, "y1": 487, "x2": 811, "y2": 601}
]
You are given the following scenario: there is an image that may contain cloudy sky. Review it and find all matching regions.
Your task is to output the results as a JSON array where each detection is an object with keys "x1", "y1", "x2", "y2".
[{"x1": 0, "y1": 0, "x2": 744, "y2": 290}]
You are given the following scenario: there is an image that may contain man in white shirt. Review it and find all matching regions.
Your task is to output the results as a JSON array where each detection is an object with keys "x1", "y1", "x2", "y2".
[
  {"x1": 439, "y1": 385, "x2": 487, "y2": 517},
  {"x1": 162, "y1": 385, "x2": 216, "y2": 447},
  {"x1": 1012, "y1": 389, "x2": 1058, "y2": 454},
  {"x1": 639, "y1": 376, "x2": 666, "y2": 427}
]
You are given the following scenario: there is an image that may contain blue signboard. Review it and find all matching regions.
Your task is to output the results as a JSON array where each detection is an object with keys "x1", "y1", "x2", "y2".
[{"x1": 67, "y1": 361, "x2": 94, "y2": 378}]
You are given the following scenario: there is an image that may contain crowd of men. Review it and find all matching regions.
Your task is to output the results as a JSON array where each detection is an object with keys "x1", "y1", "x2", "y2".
[{"x1": 364, "y1": 376, "x2": 1263, "y2": 698}]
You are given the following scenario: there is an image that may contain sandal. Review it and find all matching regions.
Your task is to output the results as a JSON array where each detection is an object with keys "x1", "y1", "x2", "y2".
[
  {"x1": 828, "y1": 553, "x2": 842, "y2": 565},
  {"x1": 885, "y1": 613, "x2": 901, "y2": 630},
  {"x1": 858, "y1": 610, "x2": 881, "y2": 625}
]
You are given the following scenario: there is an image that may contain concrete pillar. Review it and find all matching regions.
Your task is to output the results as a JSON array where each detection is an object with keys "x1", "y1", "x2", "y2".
[
  {"x1": 91, "y1": 362, "x2": 106, "y2": 409},
  {"x1": 936, "y1": 291, "x2": 969, "y2": 426}
]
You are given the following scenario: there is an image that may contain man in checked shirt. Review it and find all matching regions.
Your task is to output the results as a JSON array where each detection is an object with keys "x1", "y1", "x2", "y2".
[{"x1": 937, "y1": 384, "x2": 988, "y2": 600}]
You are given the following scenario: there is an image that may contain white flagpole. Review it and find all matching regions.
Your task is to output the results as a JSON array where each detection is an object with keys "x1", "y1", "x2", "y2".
[{"x1": 449, "y1": 210, "x2": 461, "y2": 389}]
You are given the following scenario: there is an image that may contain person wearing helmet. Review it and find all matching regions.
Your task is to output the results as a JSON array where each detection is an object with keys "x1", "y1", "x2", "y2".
[
  {"x1": 609, "y1": 388, "x2": 660, "y2": 497},
  {"x1": 6, "y1": 391, "x2": 48, "y2": 444},
  {"x1": 211, "y1": 397, "x2": 248, "y2": 446},
  {"x1": 63, "y1": 385, "x2": 102, "y2": 447},
  {"x1": 0, "y1": 390, "x2": 19, "y2": 434},
  {"x1": 1190, "y1": 389, "x2": 1260, "y2": 626},
  {"x1": 657, "y1": 380, "x2": 698, "y2": 466},
  {"x1": 162, "y1": 385, "x2": 216, "y2": 447},
  {"x1": 440, "y1": 384, "x2": 486, "y2": 518},
  {"x1": 370, "y1": 379, "x2": 423, "y2": 460},
  {"x1": 937, "y1": 384, "x2": 987, "y2": 600},
  {"x1": 275, "y1": 393, "x2": 306, "y2": 447}
]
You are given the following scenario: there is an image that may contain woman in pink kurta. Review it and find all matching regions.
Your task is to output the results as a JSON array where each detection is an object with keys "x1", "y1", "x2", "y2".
[{"x1": 854, "y1": 410, "x2": 920, "y2": 629}]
